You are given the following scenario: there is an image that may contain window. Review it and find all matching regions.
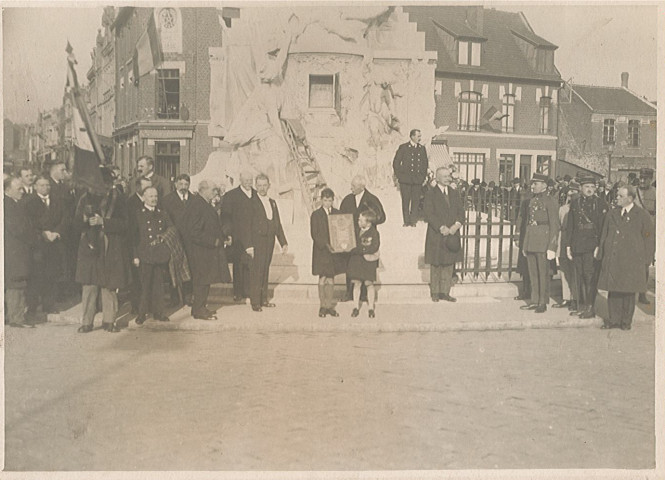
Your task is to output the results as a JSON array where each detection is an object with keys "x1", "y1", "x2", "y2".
[
  {"x1": 539, "y1": 97, "x2": 551, "y2": 134},
  {"x1": 502, "y1": 94, "x2": 515, "y2": 133},
  {"x1": 157, "y1": 69, "x2": 180, "y2": 119},
  {"x1": 155, "y1": 141, "x2": 180, "y2": 181},
  {"x1": 519, "y1": 155, "x2": 532, "y2": 182},
  {"x1": 458, "y1": 41, "x2": 481, "y2": 66},
  {"x1": 499, "y1": 154, "x2": 515, "y2": 186},
  {"x1": 309, "y1": 74, "x2": 337, "y2": 109},
  {"x1": 453, "y1": 153, "x2": 485, "y2": 182},
  {"x1": 536, "y1": 155, "x2": 551, "y2": 176},
  {"x1": 603, "y1": 119, "x2": 616, "y2": 145},
  {"x1": 628, "y1": 120, "x2": 640, "y2": 147},
  {"x1": 458, "y1": 92, "x2": 482, "y2": 132}
]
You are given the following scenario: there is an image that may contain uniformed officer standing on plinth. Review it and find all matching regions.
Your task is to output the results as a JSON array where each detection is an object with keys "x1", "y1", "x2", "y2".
[
  {"x1": 393, "y1": 129, "x2": 428, "y2": 227},
  {"x1": 563, "y1": 176, "x2": 608, "y2": 319},
  {"x1": 516, "y1": 173, "x2": 560, "y2": 313},
  {"x1": 634, "y1": 167, "x2": 656, "y2": 304}
]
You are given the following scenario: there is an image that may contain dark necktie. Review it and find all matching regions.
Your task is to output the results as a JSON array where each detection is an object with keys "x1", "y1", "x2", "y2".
[{"x1": 622, "y1": 209, "x2": 627, "y2": 219}]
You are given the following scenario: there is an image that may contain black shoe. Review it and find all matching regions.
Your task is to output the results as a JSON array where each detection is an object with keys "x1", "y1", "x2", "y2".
[
  {"x1": 514, "y1": 294, "x2": 528, "y2": 301},
  {"x1": 193, "y1": 312, "x2": 217, "y2": 320},
  {"x1": 351, "y1": 308, "x2": 359, "y2": 317},
  {"x1": 233, "y1": 296, "x2": 245, "y2": 303},
  {"x1": 409, "y1": 223, "x2": 416, "y2": 228},
  {"x1": 135, "y1": 314, "x2": 146, "y2": 325},
  {"x1": 520, "y1": 304, "x2": 538, "y2": 310},
  {"x1": 77, "y1": 324, "x2": 93, "y2": 333},
  {"x1": 638, "y1": 293, "x2": 650, "y2": 304},
  {"x1": 252, "y1": 305, "x2": 262, "y2": 312},
  {"x1": 103, "y1": 323, "x2": 121, "y2": 332},
  {"x1": 579, "y1": 311, "x2": 596, "y2": 319},
  {"x1": 156, "y1": 315, "x2": 170, "y2": 322},
  {"x1": 600, "y1": 323, "x2": 610, "y2": 330},
  {"x1": 431, "y1": 296, "x2": 440, "y2": 302},
  {"x1": 262, "y1": 302, "x2": 276, "y2": 308},
  {"x1": 534, "y1": 305, "x2": 547, "y2": 313},
  {"x1": 568, "y1": 300, "x2": 578, "y2": 311},
  {"x1": 569, "y1": 310, "x2": 582, "y2": 316},
  {"x1": 319, "y1": 308, "x2": 327, "y2": 318},
  {"x1": 620, "y1": 324, "x2": 632, "y2": 330},
  {"x1": 552, "y1": 301, "x2": 570, "y2": 309},
  {"x1": 440, "y1": 294, "x2": 457, "y2": 302},
  {"x1": 368, "y1": 309, "x2": 375, "y2": 318},
  {"x1": 9, "y1": 323, "x2": 28, "y2": 328},
  {"x1": 327, "y1": 309, "x2": 339, "y2": 317},
  {"x1": 403, "y1": 223, "x2": 410, "y2": 227}
]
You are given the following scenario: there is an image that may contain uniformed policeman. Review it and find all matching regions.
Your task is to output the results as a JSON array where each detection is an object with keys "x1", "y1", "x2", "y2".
[
  {"x1": 132, "y1": 186, "x2": 175, "y2": 324},
  {"x1": 564, "y1": 176, "x2": 609, "y2": 318},
  {"x1": 516, "y1": 173, "x2": 560, "y2": 313},
  {"x1": 634, "y1": 167, "x2": 656, "y2": 304},
  {"x1": 393, "y1": 128, "x2": 428, "y2": 227}
]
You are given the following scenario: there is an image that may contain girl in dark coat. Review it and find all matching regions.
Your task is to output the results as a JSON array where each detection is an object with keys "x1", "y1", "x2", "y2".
[
  {"x1": 347, "y1": 210, "x2": 380, "y2": 318},
  {"x1": 310, "y1": 188, "x2": 345, "y2": 318}
]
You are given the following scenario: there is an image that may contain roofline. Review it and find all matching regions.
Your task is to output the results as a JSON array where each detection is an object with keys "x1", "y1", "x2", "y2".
[
  {"x1": 432, "y1": 19, "x2": 487, "y2": 42},
  {"x1": 436, "y1": 70, "x2": 563, "y2": 87},
  {"x1": 568, "y1": 84, "x2": 595, "y2": 111},
  {"x1": 510, "y1": 29, "x2": 557, "y2": 50},
  {"x1": 622, "y1": 86, "x2": 658, "y2": 111},
  {"x1": 569, "y1": 83, "x2": 656, "y2": 114}
]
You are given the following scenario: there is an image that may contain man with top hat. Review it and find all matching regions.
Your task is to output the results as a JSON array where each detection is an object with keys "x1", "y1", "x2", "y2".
[
  {"x1": 563, "y1": 175, "x2": 609, "y2": 319},
  {"x1": 393, "y1": 129, "x2": 428, "y2": 227},
  {"x1": 516, "y1": 173, "x2": 560, "y2": 313},
  {"x1": 634, "y1": 167, "x2": 656, "y2": 304}
]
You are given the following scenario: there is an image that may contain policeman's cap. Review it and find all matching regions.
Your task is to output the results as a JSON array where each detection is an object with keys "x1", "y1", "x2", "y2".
[
  {"x1": 578, "y1": 176, "x2": 597, "y2": 186},
  {"x1": 530, "y1": 173, "x2": 549, "y2": 184}
]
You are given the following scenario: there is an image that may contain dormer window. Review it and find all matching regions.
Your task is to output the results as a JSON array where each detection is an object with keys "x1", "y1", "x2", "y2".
[{"x1": 458, "y1": 41, "x2": 481, "y2": 66}]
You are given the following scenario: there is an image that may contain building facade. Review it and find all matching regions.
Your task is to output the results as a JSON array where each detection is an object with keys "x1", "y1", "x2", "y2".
[
  {"x1": 557, "y1": 73, "x2": 656, "y2": 181},
  {"x1": 111, "y1": 7, "x2": 223, "y2": 181},
  {"x1": 405, "y1": 6, "x2": 563, "y2": 185}
]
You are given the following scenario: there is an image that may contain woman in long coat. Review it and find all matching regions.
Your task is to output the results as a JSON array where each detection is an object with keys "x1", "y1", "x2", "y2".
[
  {"x1": 310, "y1": 188, "x2": 345, "y2": 318},
  {"x1": 597, "y1": 186, "x2": 654, "y2": 329},
  {"x1": 75, "y1": 173, "x2": 131, "y2": 333}
]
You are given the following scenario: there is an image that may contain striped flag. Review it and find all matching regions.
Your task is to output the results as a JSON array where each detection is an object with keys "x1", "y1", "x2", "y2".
[
  {"x1": 66, "y1": 42, "x2": 106, "y2": 195},
  {"x1": 133, "y1": 11, "x2": 162, "y2": 81}
]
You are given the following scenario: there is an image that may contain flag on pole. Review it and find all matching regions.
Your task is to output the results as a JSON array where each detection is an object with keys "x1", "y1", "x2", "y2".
[
  {"x1": 66, "y1": 41, "x2": 107, "y2": 195},
  {"x1": 134, "y1": 11, "x2": 162, "y2": 81}
]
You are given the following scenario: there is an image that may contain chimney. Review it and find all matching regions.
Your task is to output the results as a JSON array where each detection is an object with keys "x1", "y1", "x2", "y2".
[{"x1": 621, "y1": 72, "x2": 629, "y2": 88}]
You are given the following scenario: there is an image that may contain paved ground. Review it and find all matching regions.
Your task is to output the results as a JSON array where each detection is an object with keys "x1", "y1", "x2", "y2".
[{"x1": 3, "y1": 294, "x2": 655, "y2": 472}]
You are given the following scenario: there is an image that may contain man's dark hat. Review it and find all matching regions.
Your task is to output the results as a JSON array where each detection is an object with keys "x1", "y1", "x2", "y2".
[
  {"x1": 563, "y1": 174, "x2": 572, "y2": 182},
  {"x1": 640, "y1": 167, "x2": 654, "y2": 178},
  {"x1": 578, "y1": 175, "x2": 596, "y2": 186},
  {"x1": 628, "y1": 172, "x2": 637, "y2": 179},
  {"x1": 546, "y1": 178, "x2": 555, "y2": 187},
  {"x1": 512, "y1": 177, "x2": 520, "y2": 184},
  {"x1": 530, "y1": 173, "x2": 549, "y2": 183},
  {"x1": 471, "y1": 178, "x2": 480, "y2": 185}
]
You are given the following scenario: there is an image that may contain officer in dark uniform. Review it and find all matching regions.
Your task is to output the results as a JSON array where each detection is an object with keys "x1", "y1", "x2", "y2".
[
  {"x1": 635, "y1": 167, "x2": 656, "y2": 304},
  {"x1": 393, "y1": 128, "x2": 428, "y2": 226},
  {"x1": 516, "y1": 173, "x2": 560, "y2": 313},
  {"x1": 131, "y1": 186, "x2": 175, "y2": 324},
  {"x1": 563, "y1": 176, "x2": 608, "y2": 318}
]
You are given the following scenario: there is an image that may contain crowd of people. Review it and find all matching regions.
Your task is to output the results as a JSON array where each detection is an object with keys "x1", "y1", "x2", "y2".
[{"x1": 3, "y1": 129, "x2": 657, "y2": 331}]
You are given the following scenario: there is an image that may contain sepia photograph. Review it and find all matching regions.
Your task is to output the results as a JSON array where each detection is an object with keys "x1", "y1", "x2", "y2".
[{"x1": 1, "y1": 1, "x2": 662, "y2": 478}]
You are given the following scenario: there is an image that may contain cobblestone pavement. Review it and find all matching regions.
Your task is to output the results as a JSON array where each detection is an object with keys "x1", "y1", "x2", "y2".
[{"x1": 3, "y1": 302, "x2": 655, "y2": 472}]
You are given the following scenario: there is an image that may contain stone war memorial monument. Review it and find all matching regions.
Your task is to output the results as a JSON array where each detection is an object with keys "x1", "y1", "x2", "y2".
[{"x1": 194, "y1": 6, "x2": 449, "y2": 292}]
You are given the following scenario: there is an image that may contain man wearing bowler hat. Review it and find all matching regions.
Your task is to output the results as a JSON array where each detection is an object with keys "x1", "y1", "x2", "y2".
[
  {"x1": 516, "y1": 173, "x2": 560, "y2": 313},
  {"x1": 634, "y1": 167, "x2": 656, "y2": 304},
  {"x1": 563, "y1": 176, "x2": 608, "y2": 318}
]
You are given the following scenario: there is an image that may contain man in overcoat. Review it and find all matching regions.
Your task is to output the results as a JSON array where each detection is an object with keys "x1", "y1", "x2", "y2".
[
  {"x1": 564, "y1": 176, "x2": 608, "y2": 318},
  {"x1": 134, "y1": 156, "x2": 172, "y2": 200},
  {"x1": 184, "y1": 180, "x2": 232, "y2": 320},
  {"x1": 424, "y1": 167, "x2": 464, "y2": 302},
  {"x1": 24, "y1": 174, "x2": 67, "y2": 315},
  {"x1": 597, "y1": 185, "x2": 654, "y2": 330},
  {"x1": 75, "y1": 168, "x2": 131, "y2": 333},
  {"x1": 393, "y1": 128, "x2": 428, "y2": 227},
  {"x1": 339, "y1": 175, "x2": 386, "y2": 301},
  {"x1": 247, "y1": 174, "x2": 288, "y2": 312},
  {"x1": 4, "y1": 176, "x2": 37, "y2": 327},
  {"x1": 311, "y1": 188, "x2": 345, "y2": 317},
  {"x1": 517, "y1": 173, "x2": 560, "y2": 313},
  {"x1": 132, "y1": 187, "x2": 175, "y2": 324},
  {"x1": 221, "y1": 171, "x2": 256, "y2": 302},
  {"x1": 634, "y1": 167, "x2": 656, "y2": 305}
]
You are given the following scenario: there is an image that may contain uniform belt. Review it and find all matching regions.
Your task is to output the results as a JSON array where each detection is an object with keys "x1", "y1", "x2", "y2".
[{"x1": 530, "y1": 220, "x2": 549, "y2": 226}]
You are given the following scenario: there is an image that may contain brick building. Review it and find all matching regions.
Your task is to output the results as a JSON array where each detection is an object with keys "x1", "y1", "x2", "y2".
[
  {"x1": 111, "y1": 7, "x2": 222, "y2": 181},
  {"x1": 557, "y1": 73, "x2": 656, "y2": 182},
  {"x1": 404, "y1": 6, "x2": 563, "y2": 185}
]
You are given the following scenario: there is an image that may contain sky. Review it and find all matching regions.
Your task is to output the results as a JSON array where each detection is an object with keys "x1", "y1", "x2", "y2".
[{"x1": 1, "y1": 3, "x2": 659, "y2": 125}]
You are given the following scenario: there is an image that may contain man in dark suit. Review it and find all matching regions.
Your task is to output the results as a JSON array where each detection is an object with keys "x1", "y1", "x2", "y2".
[
  {"x1": 339, "y1": 175, "x2": 386, "y2": 301},
  {"x1": 18, "y1": 166, "x2": 36, "y2": 196},
  {"x1": 126, "y1": 176, "x2": 152, "y2": 313},
  {"x1": 163, "y1": 173, "x2": 196, "y2": 306},
  {"x1": 247, "y1": 174, "x2": 288, "y2": 312},
  {"x1": 507, "y1": 177, "x2": 524, "y2": 222},
  {"x1": 135, "y1": 156, "x2": 172, "y2": 200},
  {"x1": 423, "y1": 167, "x2": 465, "y2": 302},
  {"x1": 4, "y1": 176, "x2": 38, "y2": 327},
  {"x1": 184, "y1": 180, "x2": 232, "y2": 320},
  {"x1": 597, "y1": 185, "x2": 654, "y2": 330},
  {"x1": 517, "y1": 173, "x2": 560, "y2": 313},
  {"x1": 131, "y1": 187, "x2": 174, "y2": 324},
  {"x1": 24, "y1": 174, "x2": 68, "y2": 315},
  {"x1": 563, "y1": 176, "x2": 608, "y2": 319},
  {"x1": 221, "y1": 171, "x2": 256, "y2": 302},
  {"x1": 393, "y1": 128, "x2": 428, "y2": 227}
]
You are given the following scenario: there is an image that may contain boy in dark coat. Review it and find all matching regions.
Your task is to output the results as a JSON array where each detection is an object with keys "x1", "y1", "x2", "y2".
[{"x1": 310, "y1": 188, "x2": 345, "y2": 318}]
